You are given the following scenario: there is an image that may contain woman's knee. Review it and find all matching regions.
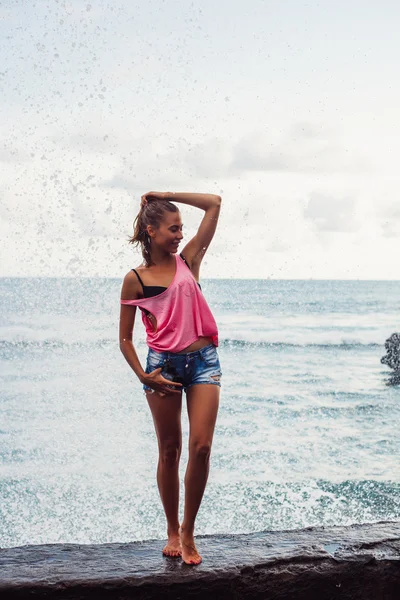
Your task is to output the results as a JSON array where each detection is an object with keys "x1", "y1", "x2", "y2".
[
  {"x1": 159, "y1": 439, "x2": 181, "y2": 467},
  {"x1": 189, "y1": 440, "x2": 212, "y2": 462}
]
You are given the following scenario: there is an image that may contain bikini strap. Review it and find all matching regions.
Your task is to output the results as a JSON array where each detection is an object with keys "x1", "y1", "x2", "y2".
[
  {"x1": 180, "y1": 253, "x2": 191, "y2": 270},
  {"x1": 131, "y1": 268, "x2": 145, "y2": 291}
]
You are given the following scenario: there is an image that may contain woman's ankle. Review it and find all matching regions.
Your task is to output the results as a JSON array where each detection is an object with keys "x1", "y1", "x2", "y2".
[
  {"x1": 180, "y1": 521, "x2": 195, "y2": 536},
  {"x1": 167, "y1": 523, "x2": 180, "y2": 537}
]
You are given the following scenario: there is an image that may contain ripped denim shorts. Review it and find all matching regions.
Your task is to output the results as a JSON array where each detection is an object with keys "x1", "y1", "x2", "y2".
[{"x1": 143, "y1": 343, "x2": 222, "y2": 394}]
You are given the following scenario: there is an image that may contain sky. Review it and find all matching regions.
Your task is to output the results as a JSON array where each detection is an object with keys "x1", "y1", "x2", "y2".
[{"x1": 1, "y1": 0, "x2": 400, "y2": 279}]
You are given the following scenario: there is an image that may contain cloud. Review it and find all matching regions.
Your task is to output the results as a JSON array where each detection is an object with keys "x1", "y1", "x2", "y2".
[
  {"x1": 289, "y1": 121, "x2": 332, "y2": 140},
  {"x1": 381, "y1": 222, "x2": 400, "y2": 238},
  {"x1": 304, "y1": 192, "x2": 360, "y2": 232},
  {"x1": 380, "y1": 202, "x2": 400, "y2": 220},
  {"x1": 0, "y1": 147, "x2": 31, "y2": 163},
  {"x1": 96, "y1": 122, "x2": 367, "y2": 179},
  {"x1": 92, "y1": 121, "x2": 366, "y2": 187},
  {"x1": 47, "y1": 119, "x2": 368, "y2": 195},
  {"x1": 183, "y1": 139, "x2": 233, "y2": 179},
  {"x1": 379, "y1": 202, "x2": 400, "y2": 238},
  {"x1": 267, "y1": 240, "x2": 290, "y2": 252},
  {"x1": 230, "y1": 125, "x2": 369, "y2": 174}
]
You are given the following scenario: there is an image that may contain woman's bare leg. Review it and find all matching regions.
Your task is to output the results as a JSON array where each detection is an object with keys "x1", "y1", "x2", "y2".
[
  {"x1": 146, "y1": 390, "x2": 183, "y2": 557},
  {"x1": 180, "y1": 384, "x2": 220, "y2": 564}
]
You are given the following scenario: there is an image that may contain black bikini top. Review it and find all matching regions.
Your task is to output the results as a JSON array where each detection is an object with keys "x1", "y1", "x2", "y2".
[{"x1": 131, "y1": 254, "x2": 201, "y2": 315}]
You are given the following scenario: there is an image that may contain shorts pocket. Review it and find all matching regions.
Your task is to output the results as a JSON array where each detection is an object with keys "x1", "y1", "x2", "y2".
[
  {"x1": 201, "y1": 345, "x2": 220, "y2": 368},
  {"x1": 146, "y1": 356, "x2": 165, "y2": 373}
]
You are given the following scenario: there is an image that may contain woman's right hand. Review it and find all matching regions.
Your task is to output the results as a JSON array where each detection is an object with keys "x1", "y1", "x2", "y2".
[
  {"x1": 141, "y1": 191, "x2": 167, "y2": 208},
  {"x1": 141, "y1": 367, "x2": 183, "y2": 396}
]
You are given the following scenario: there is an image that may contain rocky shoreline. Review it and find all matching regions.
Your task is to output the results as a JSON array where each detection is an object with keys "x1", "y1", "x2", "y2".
[{"x1": 1, "y1": 521, "x2": 399, "y2": 599}]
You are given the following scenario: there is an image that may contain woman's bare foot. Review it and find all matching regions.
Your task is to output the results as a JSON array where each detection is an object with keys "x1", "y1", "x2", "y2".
[
  {"x1": 179, "y1": 526, "x2": 202, "y2": 565},
  {"x1": 162, "y1": 533, "x2": 182, "y2": 558}
]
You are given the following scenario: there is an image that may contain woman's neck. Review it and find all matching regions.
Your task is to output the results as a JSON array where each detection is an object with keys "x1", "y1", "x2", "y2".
[{"x1": 146, "y1": 251, "x2": 176, "y2": 268}]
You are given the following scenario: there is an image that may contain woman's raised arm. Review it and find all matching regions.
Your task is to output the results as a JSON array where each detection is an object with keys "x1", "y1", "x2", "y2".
[{"x1": 141, "y1": 191, "x2": 222, "y2": 269}]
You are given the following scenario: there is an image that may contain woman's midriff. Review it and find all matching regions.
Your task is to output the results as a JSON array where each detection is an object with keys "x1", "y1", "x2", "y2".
[
  {"x1": 145, "y1": 311, "x2": 214, "y2": 353},
  {"x1": 175, "y1": 336, "x2": 214, "y2": 354}
]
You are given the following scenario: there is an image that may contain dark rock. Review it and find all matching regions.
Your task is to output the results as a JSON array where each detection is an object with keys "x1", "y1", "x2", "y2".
[
  {"x1": 381, "y1": 333, "x2": 400, "y2": 385},
  {"x1": 381, "y1": 333, "x2": 400, "y2": 371},
  {"x1": 387, "y1": 372, "x2": 400, "y2": 386},
  {"x1": 0, "y1": 521, "x2": 399, "y2": 599}
]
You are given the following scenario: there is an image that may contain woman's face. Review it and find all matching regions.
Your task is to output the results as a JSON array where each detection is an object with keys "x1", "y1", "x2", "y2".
[{"x1": 149, "y1": 211, "x2": 183, "y2": 253}]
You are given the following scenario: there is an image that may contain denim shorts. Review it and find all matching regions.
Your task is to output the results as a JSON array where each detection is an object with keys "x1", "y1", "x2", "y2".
[{"x1": 143, "y1": 343, "x2": 222, "y2": 394}]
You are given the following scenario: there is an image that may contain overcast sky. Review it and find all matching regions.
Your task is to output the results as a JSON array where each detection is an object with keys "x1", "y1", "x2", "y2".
[{"x1": 1, "y1": 0, "x2": 399, "y2": 279}]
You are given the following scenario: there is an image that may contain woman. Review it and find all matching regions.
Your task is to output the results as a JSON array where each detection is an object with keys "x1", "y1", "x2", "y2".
[{"x1": 119, "y1": 191, "x2": 222, "y2": 565}]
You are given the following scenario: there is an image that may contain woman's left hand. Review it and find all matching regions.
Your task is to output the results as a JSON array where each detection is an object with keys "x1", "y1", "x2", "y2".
[{"x1": 141, "y1": 191, "x2": 168, "y2": 207}]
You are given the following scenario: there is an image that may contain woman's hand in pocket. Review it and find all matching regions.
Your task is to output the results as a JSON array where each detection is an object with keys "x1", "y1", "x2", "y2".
[{"x1": 142, "y1": 367, "x2": 182, "y2": 396}]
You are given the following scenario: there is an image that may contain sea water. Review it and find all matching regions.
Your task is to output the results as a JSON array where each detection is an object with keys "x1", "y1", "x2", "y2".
[{"x1": 0, "y1": 278, "x2": 399, "y2": 548}]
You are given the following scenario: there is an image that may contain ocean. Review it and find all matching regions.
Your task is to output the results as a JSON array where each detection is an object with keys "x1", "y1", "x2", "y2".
[{"x1": 1, "y1": 277, "x2": 399, "y2": 549}]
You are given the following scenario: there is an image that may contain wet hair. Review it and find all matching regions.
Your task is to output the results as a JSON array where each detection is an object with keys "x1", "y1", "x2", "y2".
[{"x1": 129, "y1": 199, "x2": 179, "y2": 267}]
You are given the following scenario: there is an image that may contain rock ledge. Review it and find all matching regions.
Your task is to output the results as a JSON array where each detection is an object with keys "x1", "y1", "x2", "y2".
[{"x1": 1, "y1": 521, "x2": 399, "y2": 599}]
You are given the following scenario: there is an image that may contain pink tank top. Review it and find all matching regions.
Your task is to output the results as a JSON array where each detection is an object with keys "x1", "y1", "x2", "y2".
[{"x1": 120, "y1": 254, "x2": 218, "y2": 352}]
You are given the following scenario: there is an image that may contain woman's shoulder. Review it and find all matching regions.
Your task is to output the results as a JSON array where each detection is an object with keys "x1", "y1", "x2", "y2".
[
  {"x1": 123, "y1": 265, "x2": 143, "y2": 279},
  {"x1": 132, "y1": 263, "x2": 147, "y2": 276},
  {"x1": 121, "y1": 268, "x2": 142, "y2": 300}
]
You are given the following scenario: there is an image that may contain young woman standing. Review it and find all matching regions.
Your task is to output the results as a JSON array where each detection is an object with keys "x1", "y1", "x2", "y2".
[{"x1": 119, "y1": 192, "x2": 222, "y2": 565}]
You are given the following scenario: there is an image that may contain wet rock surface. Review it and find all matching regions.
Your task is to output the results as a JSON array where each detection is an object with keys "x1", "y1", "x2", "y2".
[
  {"x1": 381, "y1": 333, "x2": 400, "y2": 385},
  {"x1": 1, "y1": 521, "x2": 399, "y2": 599}
]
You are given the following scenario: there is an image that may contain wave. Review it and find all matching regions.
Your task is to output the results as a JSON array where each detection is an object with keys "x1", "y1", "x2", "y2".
[
  {"x1": 220, "y1": 338, "x2": 382, "y2": 350},
  {"x1": 0, "y1": 477, "x2": 398, "y2": 548},
  {"x1": 0, "y1": 337, "x2": 383, "y2": 355},
  {"x1": 0, "y1": 338, "x2": 119, "y2": 352}
]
